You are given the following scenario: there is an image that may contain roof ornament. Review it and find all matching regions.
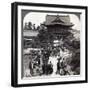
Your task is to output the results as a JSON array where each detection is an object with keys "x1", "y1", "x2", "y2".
[{"x1": 52, "y1": 15, "x2": 64, "y2": 23}]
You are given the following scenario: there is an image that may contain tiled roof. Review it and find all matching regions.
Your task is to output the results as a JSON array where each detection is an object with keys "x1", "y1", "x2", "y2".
[
  {"x1": 23, "y1": 30, "x2": 39, "y2": 37},
  {"x1": 45, "y1": 15, "x2": 74, "y2": 26}
]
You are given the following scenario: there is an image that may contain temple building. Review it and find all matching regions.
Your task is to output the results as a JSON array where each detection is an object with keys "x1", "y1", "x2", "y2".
[{"x1": 45, "y1": 15, "x2": 74, "y2": 40}]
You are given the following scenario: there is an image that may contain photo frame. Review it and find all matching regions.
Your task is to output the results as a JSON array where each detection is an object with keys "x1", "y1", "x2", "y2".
[{"x1": 11, "y1": 2, "x2": 88, "y2": 87}]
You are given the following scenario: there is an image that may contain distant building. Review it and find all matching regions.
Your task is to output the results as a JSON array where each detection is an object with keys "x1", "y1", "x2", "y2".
[{"x1": 23, "y1": 30, "x2": 39, "y2": 48}]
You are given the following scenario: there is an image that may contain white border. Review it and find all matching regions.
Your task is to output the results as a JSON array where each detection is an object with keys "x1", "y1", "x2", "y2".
[{"x1": 18, "y1": 5, "x2": 86, "y2": 84}]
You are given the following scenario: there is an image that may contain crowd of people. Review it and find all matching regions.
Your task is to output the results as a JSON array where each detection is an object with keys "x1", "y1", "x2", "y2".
[{"x1": 24, "y1": 46, "x2": 74, "y2": 77}]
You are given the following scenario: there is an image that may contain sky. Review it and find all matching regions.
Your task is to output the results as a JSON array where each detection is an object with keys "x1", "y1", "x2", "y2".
[{"x1": 23, "y1": 12, "x2": 81, "y2": 31}]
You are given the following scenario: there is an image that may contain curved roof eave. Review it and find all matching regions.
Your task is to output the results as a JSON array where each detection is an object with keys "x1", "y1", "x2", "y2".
[{"x1": 45, "y1": 23, "x2": 74, "y2": 27}]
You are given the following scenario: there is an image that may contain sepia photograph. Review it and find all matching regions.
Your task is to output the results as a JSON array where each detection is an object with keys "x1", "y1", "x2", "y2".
[{"x1": 11, "y1": 2, "x2": 87, "y2": 87}]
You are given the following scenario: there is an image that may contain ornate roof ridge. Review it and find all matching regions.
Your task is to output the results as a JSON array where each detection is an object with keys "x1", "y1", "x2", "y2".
[
  {"x1": 46, "y1": 14, "x2": 69, "y2": 17},
  {"x1": 51, "y1": 15, "x2": 64, "y2": 23}
]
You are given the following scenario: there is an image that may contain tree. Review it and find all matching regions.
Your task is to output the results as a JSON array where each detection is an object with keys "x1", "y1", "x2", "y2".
[
  {"x1": 33, "y1": 24, "x2": 36, "y2": 30},
  {"x1": 24, "y1": 22, "x2": 28, "y2": 30},
  {"x1": 28, "y1": 22, "x2": 32, "y2": 30},
  {"x1": 33, "y1": 29, "x2": 54, "y2": 49}
]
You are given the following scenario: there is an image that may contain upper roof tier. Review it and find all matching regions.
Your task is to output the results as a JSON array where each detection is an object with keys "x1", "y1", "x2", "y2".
[{"x1": 45, "y1": 15, "x2": 74, "y2": 27}]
